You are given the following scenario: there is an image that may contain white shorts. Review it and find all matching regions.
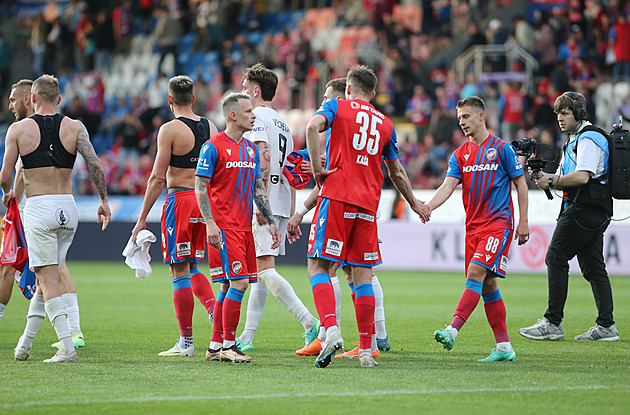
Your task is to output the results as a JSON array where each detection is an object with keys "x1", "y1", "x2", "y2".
[
  {"x1": 252, "y1": 215, "x2": 287, "y2": 257},
  {"x1": 24, "y1": 195, "x2": 78, "y2": 270}
]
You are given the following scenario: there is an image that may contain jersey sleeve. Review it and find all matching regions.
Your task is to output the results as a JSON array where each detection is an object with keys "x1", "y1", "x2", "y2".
[
  {"x1": 314, "y1": 99, "x2": 339, "y2": 131},
  {"x1": 501, "y1": 142, "x2": 524, "y2": 179},
  {"x1": 382, "y1": 127, "x2": 399, "y2": 161},
  {"x1": 195, "y1": 142, "x2": 218, "y2": 178},
  {"x1": 446, "y1": 152, "x2": 462, "y2": 180},
  {"x1": 249, "y1": 113, "x2": 268, "y2": 144}
]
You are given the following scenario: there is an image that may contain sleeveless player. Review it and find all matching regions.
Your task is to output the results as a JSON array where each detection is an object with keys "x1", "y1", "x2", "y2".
[
  {"x1": 235, "y1": 63, "x2": 318, "y2": 353},
  {"x1": 1, "y1": 74, "x2": 110, "y2": 363},
  {"x1": 132, "y1": 75, "x2": 218, "y2": 357},
  {"x1": 196, "y1": 93, "x2": 280, "y2": 363},
  {"x1": 427, "y1": 96, "x2": 529, "y2": 362},
  {"x1": 300, "y1": 66, "x2": 429, "y2": 368}
]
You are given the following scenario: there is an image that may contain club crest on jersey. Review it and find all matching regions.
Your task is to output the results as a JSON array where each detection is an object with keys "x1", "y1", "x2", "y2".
[
  {"x1": 325, "y1": 239, "x2": 343, "y2": 256},
  {"x1": 486, "y1": 148, "x2": 497, "y2": 161},
  {"x1": 351, "y1": 101, "x2": 360, "y2": 109},
  {"x1": 247, "y1": 147, "x2": 255, "y2": 158},
  {"x1": 232, "y1": 261, "x2": 242, "y2": 274}
]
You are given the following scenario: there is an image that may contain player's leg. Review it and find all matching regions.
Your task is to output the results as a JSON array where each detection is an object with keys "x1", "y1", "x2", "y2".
[
  {"x1": 206, "y1": 285, "x2": 226, "y2": 361},
  {"x1": 190, "y1": 266, "x2": 216, "y2": 323},
  {"x1": 0, "y1": 265, "x2": 13, "y2": 323},
  {"x1": 479, "y1": 276, "x2": 515, "y2": 361},
  {"x1": 350, "y1": 265, "x2": 378, "y2": 367},
  {"x1": 14, "y1": 284, "x2": 45, "y2": 361},
  {"x1": 159, "y1": 261, "x2": 195, "y2": 356},
  {"x1": 372, "y1": 273, "x2": 390, "y2": 351},
  {"x1": 189, "y1": 208, "x2": 216, "y2": 323},
  {"x1": 51, "y1": 265, "x2": 85, "y2": 348}
]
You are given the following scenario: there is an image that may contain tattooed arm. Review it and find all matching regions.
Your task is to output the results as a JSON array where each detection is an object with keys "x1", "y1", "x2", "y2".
[
  {"x1": 195, "y1": 175, "x2": 222, "y2": 250},
  {"x1": 253, "y1": 140, "x2": 271, "y2": 225},
  {"x1": 254, "y1": 177, "x2": 280, "y2": 249},
  {"x1": 75, "y1": 120, "x2": 111, "y2": 230}
]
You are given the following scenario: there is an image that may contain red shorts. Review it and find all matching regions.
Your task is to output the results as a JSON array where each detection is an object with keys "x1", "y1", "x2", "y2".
[
  {"x1": 207, "y1": 229, "x2": 257, "y2": 283},
  {"x1": 161, "y1": 190, "x2": 206, "y2": 264},
  {"x1": 466, "y1": 227, "x2": 514, "y2": 278},
  {"x1": 307, "y1": 197, "x2": 381, "y2": 267}
]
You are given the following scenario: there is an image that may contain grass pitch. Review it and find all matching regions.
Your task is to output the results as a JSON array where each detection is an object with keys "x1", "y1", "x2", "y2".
[{"x1": 0, "y1": 262, "x2": 629, "y2": 414}]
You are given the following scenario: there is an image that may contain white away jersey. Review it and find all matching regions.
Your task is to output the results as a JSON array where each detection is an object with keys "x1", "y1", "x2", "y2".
[{"x1": 243, "y1": 106, "x2": 294, "y2": 218}]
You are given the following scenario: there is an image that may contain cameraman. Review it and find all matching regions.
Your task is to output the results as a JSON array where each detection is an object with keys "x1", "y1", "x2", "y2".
[{"x1": 520, "y1": 91, "x2": 619, "y2": 342}]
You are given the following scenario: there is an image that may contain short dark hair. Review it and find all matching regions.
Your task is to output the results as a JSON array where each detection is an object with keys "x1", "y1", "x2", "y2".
[
  {"x1": 168, "y1": 75, "x2": 194, "y2": 106},
  {"x1": 554, "y1": 91, "x2": 586, "y2": 114},
  {"x1": 326, "y1": 78, "x2": 347, "y2": 97},
  {"x1": 242, "y1": 63, "x2": 278, "y2": 101},
  {"x1": 346, "y1": 65, "x2": 377, "y2": 95},
  {"x1": 457, "y1": 96, "x2": 485, "y2": 113},
  {"x1": 32, "y1": 74, "x2": 59, "y2": 103}
]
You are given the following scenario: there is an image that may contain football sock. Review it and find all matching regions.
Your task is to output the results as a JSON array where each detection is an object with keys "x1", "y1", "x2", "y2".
[
  {"x1": 260, "y1": 268, "x2": 314, "y2": 330},
  {"x1": 497, "y1": 341, "x2": 512, "y2": 352},
  {"x1": 19, "y1": 292, "x2": 46, "y2": 349},
  {"x1": 240, "y1": 279, "x2": 268, "y2": 343},
  {"x1": 450, "y1": 279, "x2": 482, "y2": 331},
  {"x1": 372, "y1": 275, "x2": 387, "y2": 338},
  {"x1": 446, "y1": 325, "x2": 459, "y2": 340},
  {"x1": 190, "y1": 267, "x2": 216, "y2": 314},
  {"x1": 210, "y1": 291, "x2": 226, "y2": 345},
  {"x1": 483, "y1": 290, "x2": 510, "y2": 345},
  {"x1": 172, "y1": 276, "x2": 194, "y2": 337},
  {"x1": 180, "y1": 336, "x2": 193, "y2": 349},
  {"x1": 371, "y1": 333, "x2": 377, "y2": 351},
  {"x1": 330, "y1": 275, "x2": 342, "y2": 327},
  {"x1": 62, "y1": 293, "x2": 81, "y2": 334},
  {"x1": 0, "y1": 303, "x2": 5, "y2": 322},
  {"x1": 44, "y1": 296, "x2": 73, "y2": 354},
  {"x1": 222, "y1": 287, "x2": 245, "y2": 343},
  {"x1": 325, "y1": 325, "x2": 339, "y2": 340},
  {"x1": 310, "y1": 273, "x2": 337, "y2": 329},
  {"x1": 354, "y1": 283, "x2": 375, "y2": 350},
  {"x1": 317, "y1": 326, "x2": 326, "y2": 341}
]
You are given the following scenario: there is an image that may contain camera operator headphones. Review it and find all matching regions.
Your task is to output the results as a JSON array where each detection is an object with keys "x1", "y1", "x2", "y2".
[{"x1": 565, "y1": 91, "x2": 587, "y2": 121}]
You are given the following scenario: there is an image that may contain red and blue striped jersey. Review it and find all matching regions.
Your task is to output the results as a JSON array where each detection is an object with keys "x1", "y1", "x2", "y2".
[
  {"x1": 446, "y1": 133, "x2": 523, "y2": 232},
  {"x1": 315, "y1": 98, "x2": 399, "y2": 213},
  {"x1": 195, "y1": 132, "x2": 261, "y2": 231}
]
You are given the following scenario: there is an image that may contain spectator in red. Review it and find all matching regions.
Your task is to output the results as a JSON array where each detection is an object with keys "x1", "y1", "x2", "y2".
[
  {"x1": 405, "y1": 84, "x2": 433, "y2": 142},
  {"x1": 113, "y1": 0, "x2": 133, "y2": 55},
  {"x1": 609, "y1": 15, "x2": 630, "y2": 84},
  {"x1": 498, "y1": 82, "x2": 525, "y2": 142}
]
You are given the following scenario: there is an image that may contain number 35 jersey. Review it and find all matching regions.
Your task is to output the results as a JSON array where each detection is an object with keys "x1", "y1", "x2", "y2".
[
  {"x1": 315, "y1": 98, "x2": 399, "y2": 213},
  {"x1": 243, "y1": 106, "x2": 293, "y2": 218}
]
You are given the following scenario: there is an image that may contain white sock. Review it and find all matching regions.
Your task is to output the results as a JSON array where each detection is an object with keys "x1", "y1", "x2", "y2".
[
  {"x1": 317, "y1": 326, "x2": 326, "y2": 341},
  {"x1": 371, "y1": 334, "x2": 377, "y2": 352},
  {"x1": 240, "y1": 281, "x2": 268, "y2": 343},
  {"x1": 180, "y1": 336, "x2": 193, "y2": 348},
  {"x1": 446, "y1": 325, "x2": 459, "y2": 340},
  {"x1": 223, "y1": 340, "x2": 235, "y2": 349},
  {"x1": 0, "y1": 303, "x2": 6, "y2": 322},
  {"x1": 18, "y1": 292, "x2": 46, "y2": 349},
  {"x1": 325, "y1": 325, "x2": 339, "y2": 341},
  {"x1": 372, "y1": 275, "x2": 387, "y2": 338},
  {"x1": 209, "y1": 341, "x2": 222, "y2": 351},
  {"x1": 260, "y1": 268, "x2": 314, "y2": 330},
  {"x1": 44, "y1": 296, "x2": 73, "y2": 354},
  {"x1": 358, "y1": 348, "x2": 371, "y2": 356},
  {"x1": 497, "y1": 341, "x2": 512, "y2": 352},
  {"x1": 330, "y1": 275, "x2": 342, "y2": 328},
  {"x1": 62, "y1": 293, "x2": 81, "y2": 334}
]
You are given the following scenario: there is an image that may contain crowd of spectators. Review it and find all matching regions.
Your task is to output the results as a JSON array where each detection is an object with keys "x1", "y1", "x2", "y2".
[{"x1": 0, "y1": 0, "x2": 629, "y2": 196}]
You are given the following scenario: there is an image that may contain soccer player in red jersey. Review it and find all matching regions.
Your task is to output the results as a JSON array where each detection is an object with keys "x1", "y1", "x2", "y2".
[
  {"x1": 195, "y1": 93, "x2": 280, "y2": 363},
  {"x1": 298, "y1": 65, "x2": 430, "y2": 368},
  {"x1": 427, "y1": 96, "x2": 530, "y2": 361},
  {"x1": 132, "y1": 75, "x2": 218, "y2": 357}
]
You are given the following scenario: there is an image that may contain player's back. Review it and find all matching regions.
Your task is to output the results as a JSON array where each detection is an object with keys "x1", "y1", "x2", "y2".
[
  {"x1": 166, "y1": 116, "x2": 216, "y2": 189},
  {"x1": 244, "y1": 106, "x2": 293, "y2": 218},
  {"x1": 317, "y1": 98, "x2": 398, "y2": 213}
]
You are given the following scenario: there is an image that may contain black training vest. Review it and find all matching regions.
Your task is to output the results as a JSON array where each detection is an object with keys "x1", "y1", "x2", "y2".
[
  {"x1": 169, "y1": 117, "x2": 210, "y2": 168},
  {"x1": 21, "y1": 114, "x2": 76, "y2": 170}
]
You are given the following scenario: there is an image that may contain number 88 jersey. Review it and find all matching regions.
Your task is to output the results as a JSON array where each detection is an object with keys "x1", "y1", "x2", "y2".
[{"x1": 315, "y1": 98, "x2": 399, "y2": 213}]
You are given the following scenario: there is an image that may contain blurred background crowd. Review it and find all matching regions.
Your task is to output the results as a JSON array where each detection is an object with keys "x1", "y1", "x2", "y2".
[{"x1": 0, "y1": 0, "x2": 629, "y2": 200}]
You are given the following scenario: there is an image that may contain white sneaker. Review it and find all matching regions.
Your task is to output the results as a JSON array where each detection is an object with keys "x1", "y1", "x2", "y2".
[
  {"x1": 359, "y1": 352, "x2": 379, "y2": 368},
  {"x1": 14, "y1": 346, "x2": 30, "y2": 361},
  {"x1": 575, "y1": 324, "x2": 620, "y2": 341},
  {"x1": 519, "y1": 318, "x2": 564, "y2": 340},
  {"x1": 43, "y1": 349, "x2": 78, "y2": 363},
  {"x1": 158, "y1": 340, "x2": 195, "y2": 356}
]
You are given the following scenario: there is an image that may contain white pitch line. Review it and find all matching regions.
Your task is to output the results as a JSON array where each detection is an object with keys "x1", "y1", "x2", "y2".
[{"x1": 2, "y1": 384, "x2": 629, "y2": 408}]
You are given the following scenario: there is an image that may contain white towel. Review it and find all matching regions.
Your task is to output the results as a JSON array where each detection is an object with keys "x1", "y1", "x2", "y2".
[{"x1": 122, "y1": 230, "x2": 157, "y2": 278}]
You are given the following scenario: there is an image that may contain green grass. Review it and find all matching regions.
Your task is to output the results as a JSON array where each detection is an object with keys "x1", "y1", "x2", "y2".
[{"x1": 1, "y1": 263, "x2": 629, "y2": 414}]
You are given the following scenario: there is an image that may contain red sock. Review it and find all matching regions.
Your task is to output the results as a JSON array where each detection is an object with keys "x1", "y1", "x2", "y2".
[
  {"x1": 190, "y1": 268, "x2": 216, "y2": 314},
  {"x1": 311, "y1": 273, "x2": 337, "y2": 329},
  {"x1": 450, "y1": 288, "x2": 481, "y2": 331},
  {"x1": 354, "y1": 295, "x2": 375, "y2": 350},
  {"x1": 222, "y1": 288, "x2": 245, "y2": 342},
  {"x1": 172, "y1": 276, "x2": 194, "y2": 337},
  {"x1": 484, "y1": 299, "x2": 509, "y2": 343},
  {"x1": 210, "y1": 292, "x2": 225, "y2": 344}
]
